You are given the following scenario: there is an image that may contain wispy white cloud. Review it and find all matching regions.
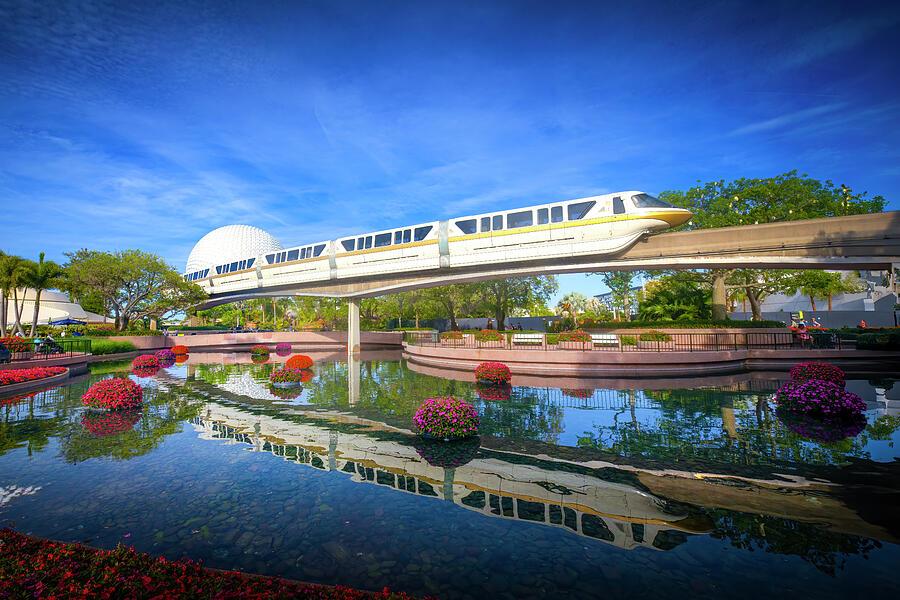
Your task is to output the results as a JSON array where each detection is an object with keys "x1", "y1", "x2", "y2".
[{"x1": 728, "y1": 103, "x2": 847, "y2": 136}]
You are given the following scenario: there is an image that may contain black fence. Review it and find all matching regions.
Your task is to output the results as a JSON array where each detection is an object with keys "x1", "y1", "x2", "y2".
[
  {"x1": 2, "y1": 338, "x2": 92, "y2": 362},
  {"x1": 403, "y1": 331, "x2": 846, "y2": 352}
]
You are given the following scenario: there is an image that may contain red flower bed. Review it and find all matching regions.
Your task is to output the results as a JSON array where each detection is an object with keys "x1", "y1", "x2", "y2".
[
  {"x1": 0, "y1": 528, "x2": 433, "y2": 600},
  {"x1": 474, "y1": 329, "x2": 502, "y2": 342},
  {"x1": 82, "y1": 409, "x2": 142, "y2": 436},
  {"x1": 286, "y1": 354, "x2": 313, "y2": 369},
  {"x1": 562, "y1": 388, "x2": 594, "y2": 399},
  {"x1": 0, "y1": 336, "x2": 29, "y2": 353},
  {"x1": 133, "y1": 354, "x2": 160, "y2": 369},
  {"x1": 81, "y1": 378, "x2": 143, "y2": 410},
  {"x1": 132, "y1": 365, "x2": 161, "y2": 378},
  {"x1": 251, "y1": 344, "x2": 270, "y2": 355},
  {"x1": 558, "y1": 330, "x2": 592, "y2": 343},
  {"x1": 474, "y1": 362, "x2": 510, "y2": 384},
  {"x1": 170, "y1": 344, "x2": 189, "y2": 355},
  {"x1": 0, "y1": 366, "x2": 66, "y2": 386},
  {"x1": 789, "y1": 361, "x2": 845, "y2": 388},
  {"x1": 476, "y1": 381, "x2": 511, "y2": 401},
  {"x1": 174, "y1": 354, "x2": 189, "y2": 364}
]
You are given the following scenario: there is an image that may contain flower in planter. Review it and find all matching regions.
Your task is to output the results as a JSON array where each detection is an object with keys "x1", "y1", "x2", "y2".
[
  {"x1": 250, "y1": 344, "x2": 270, "y2": 355},
  {"x1": 639, "y1": 330, "x2": 672, "y2": 343},
  {"x1": 774, "y1": 379, "x2": 865, "y2": 418},
  {"x1": 562, "y1": 388, "x2": 594, "y2": 399},
  {"x1": 441, "y1": 331, "x2": 463, "y2": 340},
  {"x1": 413, "y1": 436, "x2": 481, "y2": 468},
  {"x1": 474, "y1": 329, "x2": 503, "y2": 342},
  {"x1": 776, "y1": 406, "x2": 867, "y2": 443},
  {"x1": 0, "y1": 336, "x2": 29, "y2": 353},
  {"x1": 132, "y1": 364, "x2": 160, "y2": 378},
  {"x1": 174, "y1": 354, "x2": 189, "y2": 364},
  {"x1": 269, "y1": 367, "x2": 307, "y2": 384},
  {"x1": 275, "y1": 343, "x2": 292, "y2": 356},
  {"x1": 154, "y1": 348, "x2": 176, "y2": 367},
  {"x1": 82, "y1": 409, "x2": 141, "y2": 436},
  {"x1": 286, "y1": 354, "x2": 313, "y2": 369},
  {"x1": 476, "y1": 381, "x2": 511, "y2": 401},
  {"x1": 268, "y1": 385, "x2": 303, "y2": 400},
  {"x1": 474, "y1": 361, "x2": 511, "y2": 384},
  {"x1": 0, "y1": 366, "x2": 66, "y2": 386},
  {"x1": 558, "y1": 330, "x2": 592, "y2": 342},
  {"x1": 789, "y1": 361, "x2": 845, "y2": 388},
  {"x1": 170, "y1": 344, "x2": 189, "y2": 355},
  {"x1": 414, "y1": 396, "x2": 479, "y2": 440},
  {"x1": 82, "y1": 378, "x2": 143, "y2": 410},
  {"x1": 132, "y1": 354, "x2": 160, "y2": 369}
]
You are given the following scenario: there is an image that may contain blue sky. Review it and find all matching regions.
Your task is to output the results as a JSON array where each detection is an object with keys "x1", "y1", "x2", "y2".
[{"x1": 1, "y1": 0, "x2": 898, "y2": 304}]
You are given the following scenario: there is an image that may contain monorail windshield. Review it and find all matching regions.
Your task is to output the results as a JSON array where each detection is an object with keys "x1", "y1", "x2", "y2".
[{"x1": 632, "y1": 193, "x2": 674, "y2": 208}]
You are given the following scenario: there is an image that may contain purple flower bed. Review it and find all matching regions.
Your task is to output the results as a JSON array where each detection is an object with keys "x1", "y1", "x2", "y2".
[
  {"x1": 774, "y1": 379, "x2": 866, "y2": 418},
  {"x1": 155, "y1": 348, "x2": 176, "y2": 367},
  {"x1": 776, "y1": 406, "x2": 867, "y2": 443},
  {"x1": 789, "y1": 361, "x2": 845, "y2": 387},
  {"x1": 275, "y1": 343, "x2": 292, "y2": 356},
  {"x1": 414, "y1": 397, "x2": 479, "y2": 440}
]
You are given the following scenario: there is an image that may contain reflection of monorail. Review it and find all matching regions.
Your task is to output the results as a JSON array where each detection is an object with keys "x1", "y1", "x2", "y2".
[
  {"x1": 189, "y1": 404, "x2": 709, "y2": 550},
  {"x1": 183, "y1": 192, "x2": 691, "y2": 293}
]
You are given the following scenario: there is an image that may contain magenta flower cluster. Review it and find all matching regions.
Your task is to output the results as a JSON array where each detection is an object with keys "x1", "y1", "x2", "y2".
[
  {"x1": 776, "y1": 407, "x2": 867, "y2": 443},
  {"x1": 414, "y1": 396, "x2": 480, "y2": 440},
  {"x1": 81, "y1": 378, "x2": 143, "y2": 410},
  {"x1": 474, "y1": 361, "x2": 511, "y2": 384},
  {"x1": 789, "y1": 361, "x2": 845, "y2": 387},
  {"x1": 275, "y1": 343, "x2": 292, "y2": 356},
  {"x1": 269, "y1": 367, "x2": 307, "y2": 383},
  {"x1": 775, "y1": 379, "x2": 866, "y2": 418},
  {"x1": 132, "y1": 354, "x2": 160, "y2": 369},
  {"x1": 154, "y1": 348, "x2": 176, "y2": 366}
]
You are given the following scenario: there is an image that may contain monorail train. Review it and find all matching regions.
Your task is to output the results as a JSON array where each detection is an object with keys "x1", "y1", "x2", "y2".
[{"x1": 183, "y1": 191, "x2": 691, "y2": 294}]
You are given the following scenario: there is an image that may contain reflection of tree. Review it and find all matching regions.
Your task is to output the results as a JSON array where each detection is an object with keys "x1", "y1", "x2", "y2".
[{"x1": 706, "y1": 508, "x2": 882, "y2": 576}]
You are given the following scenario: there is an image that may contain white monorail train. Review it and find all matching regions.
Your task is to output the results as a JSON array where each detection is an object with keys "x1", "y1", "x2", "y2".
[{"x1": 183, "y1": 191, "x2": 691, "y2": 295}]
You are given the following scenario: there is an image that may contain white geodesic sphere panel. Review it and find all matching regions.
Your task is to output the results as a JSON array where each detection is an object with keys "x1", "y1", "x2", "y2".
[{"x1": 186, "y1": 225, "x2": 284, "y2": 272}]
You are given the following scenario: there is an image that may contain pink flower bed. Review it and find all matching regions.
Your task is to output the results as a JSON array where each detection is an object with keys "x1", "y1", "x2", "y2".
[
  {"x1": 81, "y1": 378, "x2": 143, "y2": 410},
  {"x1": 82, "y1": 409, "x2": 142, "y2": 436},
  {"x1": 474, "y1": 361, "x2": 510, "y2": 384},
  {"x1": 132, "y1": 354, "x2": 160, "y2": 369},
  {"x1": 0, "y1": 366, "x2": 66, "y2": 386},
  {"x1": 155, "y1": 348, "x2": 176, "y2": 366},
  {"x1": 414, "y1": 397, "x2": 479, "y2": 440},
  {"x1": 789, "y1": 361, "x2": 845, "y2": 387}
]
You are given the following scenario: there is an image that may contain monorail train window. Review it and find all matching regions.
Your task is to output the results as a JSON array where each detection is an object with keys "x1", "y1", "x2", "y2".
[
  {"x1": 239, "y1": 260, "x2": 246, "y2": 270},
  {"x1": 551, "y1": 206, "x2": 563, "y2": 222},
  {"x1": 632, "y1": 193, "x2": 674, "y2": 208},
  {"x1": 313, "y1": 244, "x2": 325, "y2": 256},
  {"x1": 301, "y1": 248, "x2": 307, "y2": 259},
  {"x1": 567, "y1": 201, "x2": 595, "y2": 220},
  {"x1": 357, "y1": 237, "x2": 364, "y2": 250},
  {"x1": 403, "y1": 229, "x2": 411, "y2": 243},
  {"x1": 455, "y1": 219, "x2": 477, "y2": 234},
  {"x1": 507, "y1": 210, "x2": 533, "y2": 229},
  {"x1": 266, "y1": 253, "x2": 276, "y2": 264},
  {"x1": 395, "y1": 231, "x2": 402, "y2": 244},
  {"x1": 481, "y1": 217, "x2": 491, "y2": 232},
  {"x1": 374, "y1": 233, "x2": 392, "y2": 247},
  {"x1": 342, "y1": 240, "x2": 355, "y2": 252},
  {"x1": 287, "y1": 249, "x2": 299, "y2": 261},
  {"x1": 414, "y1": 225, "x2": 432, "y2": 241},
  {"x1": 216, "y1": 266, "x2": 223, "y2": 275},
  {"x1": 365, "y1": 236, "x2": 373, "y2": 249},
  {"x1": 230, "y1": 261, "x2": 239, "y2": 272},
  {"x1": 537, "y1": 208, "x2": 549, "y2": 224},
  {"x1": 613, "y1": 197, "x2": 625, "y2": 214},
  {"x1": 492, "y1": 215, "x2": 503, "y2": 230}
]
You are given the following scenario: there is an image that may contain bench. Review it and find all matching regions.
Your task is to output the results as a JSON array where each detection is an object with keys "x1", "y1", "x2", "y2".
[
  {"x1": 512, "y1": 333, "x2": 544, "y2": 345},
  {"x1": 591, "y1": 334, "x2": 618, "y2": 346}
]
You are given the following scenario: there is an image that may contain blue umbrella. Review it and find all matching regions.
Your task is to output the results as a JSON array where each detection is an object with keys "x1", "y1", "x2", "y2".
[{"x1": 48, "y1": 317, "x2": 87, "y2": 326}]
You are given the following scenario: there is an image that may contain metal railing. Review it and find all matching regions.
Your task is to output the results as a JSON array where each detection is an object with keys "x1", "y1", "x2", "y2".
[
  {"x1": 403, "y1": 331, "x2": 843, "y2": 352},
  {"x1": 3, "y1": 338, "x2": 92, "y2": 362}
]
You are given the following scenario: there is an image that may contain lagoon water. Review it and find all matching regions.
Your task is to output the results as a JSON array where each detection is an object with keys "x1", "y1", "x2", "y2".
[{"x1": 1, "y1": 354, "x2": 899, "y2": 599}]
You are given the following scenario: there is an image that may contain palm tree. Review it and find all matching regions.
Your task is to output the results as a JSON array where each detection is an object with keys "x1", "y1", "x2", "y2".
[
  {"x1": 0, "y1": 254, "x2": 31, "y2": 336},
  {"x1": 0, "y1": 251, "x2": 9, "y2": 336},
  {"x1": 25, "y1": 253, "x2": 66, "y2": 337}
]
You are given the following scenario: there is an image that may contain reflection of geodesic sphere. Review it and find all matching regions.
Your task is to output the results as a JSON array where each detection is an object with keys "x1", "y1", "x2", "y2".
[{"x1": 185, "y1": 225, "x2": 283, "y2": 272}]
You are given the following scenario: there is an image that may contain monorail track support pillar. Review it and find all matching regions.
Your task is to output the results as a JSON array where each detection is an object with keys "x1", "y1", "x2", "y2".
[{"x1": 348, "y1": 297, "x2": 361, "y2": 358}]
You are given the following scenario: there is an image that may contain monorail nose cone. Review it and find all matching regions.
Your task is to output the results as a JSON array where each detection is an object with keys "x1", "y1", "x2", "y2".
[{"x1": 663, "y1": 209, "x2": 692, "y2": 227}]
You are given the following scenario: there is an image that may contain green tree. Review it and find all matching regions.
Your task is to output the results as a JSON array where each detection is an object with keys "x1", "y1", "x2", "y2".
[
  {"x1": 638, "y1": 273, "x2": 711, "y2": 321},
  {"x1": 24, "y1": 253, "x2": 66, "y2": 337},
  {"x1": 0, "y1": 253, "x2": 33, "y2": 336},
  {"x1": 659, "y1": 171, "x2": 886, "y2": 319},
  {"x1": 726, "y1": 269, "x2": 793, "y2": 320},
  {"x1": 598, "y1": 271, "x2": 635, "y2": 321},
  {"x1": 63, "y1": 249, "x2": 207, "y2": 330},
  {"x1": 421, "y1": 283, "x2": 483, "y2": 330},
  {"x1": 473, "y1": 276, "x2": 557, "y2": 330},
  {"x1": 786, "y1": 270, "x2": 868, "y2": 311},
  {"x1": 556, "y1": 292, "x2": 590, "y2": 315}
]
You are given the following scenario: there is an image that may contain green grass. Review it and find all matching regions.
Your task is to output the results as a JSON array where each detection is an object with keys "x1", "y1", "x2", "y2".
[{"x1": 88, "y1": 339, "x2": 137, "y2": 355}]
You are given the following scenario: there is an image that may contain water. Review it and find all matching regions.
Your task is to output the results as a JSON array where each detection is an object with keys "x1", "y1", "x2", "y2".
[{"x1": 1, "y1": 354, "x2": 898, "y2": 599}]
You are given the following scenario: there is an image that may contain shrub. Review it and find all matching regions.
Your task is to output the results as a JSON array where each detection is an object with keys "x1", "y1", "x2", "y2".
[
  {"x1": 476, "y1": 381, "x2": 511, "y2": 401},
  {"x1": 774, "y1": 379, "x2": 865, "y2": 418},
  {"x1": 81, "y1": 409, "x2": 141, "y2": 436},
  {"x1": 269, "y1": 367, "x2": 307, "y2": 383},
  {"x1": 88, "y1": 339, "x2": 137, "y2": 355},
  {"x1": 413, "y1": 436, "x2": 481, "y2": 468},
  {"x1": 474, "y1": 329, "x2": 503, "y2": 342},
  {"x1": 857, "y1": 331, "x2": 900, "y2": 350},
  {"x1": 558, "y1": 330, "x2": 591, "y2": 342},
  {"x1": 789, "y1": 362, "x2": 845, "y2": 387},
  {"x1": 639, "y1": 330, "x2": 672, "y2": 343},
  {"x1": 286, "y1": 354, "x2": 313, "y2": 369},
  {"x1": 250, "y1": 344, "x2": 269, "y2": 355},
  {"x1": 441, "y1": 330, "x2": 463, "y2": 340},
  {"x1": 0, "y1": 336, "x2": 29, "y2": 353},
  {"x1": 81, "y1": 378, "x2": 143, "y2": 410},
  {"x1": 154, "y1": 348, "x2": 176, "y2": 367},
  {"x1": 621, "y1": 336, "x2": 637, "y2": 346},
  {"x1": 414, "y1": 396, "x2": 480, "y2": 440},
  {"x1": 475, "y1": 361, "x2": 511, "y2": 384},
  {"x1": 0, "y1": 366, "x2": 66, "y2": 386},
  {"x1": 170, "y1": 344, "x2": 189, "y2": 355},
  {"x1": 132, "y1": 354, "x2": 160, "y2": 369}
]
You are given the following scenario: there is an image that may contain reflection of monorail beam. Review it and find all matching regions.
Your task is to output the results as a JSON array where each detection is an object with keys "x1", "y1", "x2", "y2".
[{"x1": 189, "y1": 407, "x2": 709, "y2": 550}]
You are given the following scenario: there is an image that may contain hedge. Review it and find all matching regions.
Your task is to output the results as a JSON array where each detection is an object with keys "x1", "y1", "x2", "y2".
[
  {"x1": 89, "y1": 339, "x2": 138, "y2": 355},
  {"x1": 857, "y1": 331, "x2": 900, "y2": 350}
]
